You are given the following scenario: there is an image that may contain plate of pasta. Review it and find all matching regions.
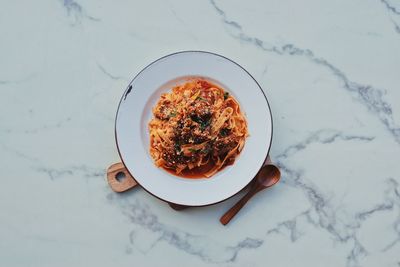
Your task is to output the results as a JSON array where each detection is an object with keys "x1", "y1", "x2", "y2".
[{"x1": 115, "y1": 51, "x2": 272, "y2": 206}]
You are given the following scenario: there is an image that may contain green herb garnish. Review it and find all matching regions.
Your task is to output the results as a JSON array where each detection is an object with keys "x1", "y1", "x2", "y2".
[
  {"x1": 200, "y1": 119, "x2": 211, "y2": 131},
  {"x1": 189, "y1": 148, "x2": 198, "y2": 153},
  {"x1": 220, "y1": 128, "x2": 230, "y2": 137},
  {"x1": 196, "y1": 96, "x2": 207, "y2": 101},
  {"x1": 223, "y1": 92, "x2": 229, "y2": 100},
  {"x1": 174, "y1": 143, "x2": 181, "y2": 152},
  {"x1": 201, "y1": 147, "x2": 212, "y2": 154},
  {"x1": 169, "y1": 110, "x2": 177, "y2": 118}
]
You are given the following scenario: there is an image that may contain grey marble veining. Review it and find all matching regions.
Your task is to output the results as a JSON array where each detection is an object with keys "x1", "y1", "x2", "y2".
[
  {"x1": 61, "y1": 0, "x2": 100, "y2": 24},
  {"x1": 1, "y1": 0, "x2": 400, "y2": 266}
]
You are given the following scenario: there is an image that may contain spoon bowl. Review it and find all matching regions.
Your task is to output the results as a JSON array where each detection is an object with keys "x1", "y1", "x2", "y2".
[
  {"x1": 256, "y1": 164, "x2": 281, "y2": 188},
  {"x1": 220, "y1": 164, "x2": 281, "y2": 225}
]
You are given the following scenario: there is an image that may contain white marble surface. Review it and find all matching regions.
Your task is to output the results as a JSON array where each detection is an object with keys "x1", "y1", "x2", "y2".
[{"x1": 1, "y1": 0, "x2": 400, "y2": 266}]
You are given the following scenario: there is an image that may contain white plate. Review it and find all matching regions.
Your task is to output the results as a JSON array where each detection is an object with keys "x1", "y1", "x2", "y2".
[{"x1": 115, "y1": 51, "x2": 272, "y2": 206}]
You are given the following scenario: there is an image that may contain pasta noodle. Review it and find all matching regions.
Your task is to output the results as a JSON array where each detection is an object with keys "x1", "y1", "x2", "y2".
[{"x1": 149, "y1": 79, "x2": 248, "y2": 178}]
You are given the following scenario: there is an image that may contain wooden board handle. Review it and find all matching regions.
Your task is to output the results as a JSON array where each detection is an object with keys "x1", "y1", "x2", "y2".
[
  {"x1": 107, "y1": 162, "x2": 138, "y2": 192},
  {"x1": 168, "y1": 203, "x2": 188, "y2": 210}
]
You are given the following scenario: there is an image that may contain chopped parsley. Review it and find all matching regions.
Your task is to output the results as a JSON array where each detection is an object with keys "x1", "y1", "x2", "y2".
[
  {"x1": 169, "y1": 110, "x2": 177, "y2": 118},
  {"x1": 196, "y1": 96, "x2": 207, "y2": 101},
  {"x1": 223, "y1": 92, "x2": 229, "y2": 100},
  {"x1": 174, "y1": 143, "x2": 181, "y2": 152},
  {"x1": 201, "y1": 146, "x2": 212, "y2": 154},
  {"x1": 189, "y1": 148, "x2": 198, "y2": 153},
  {"x1": 190, "y1": 114, "x2": 201, "y2": 123},
  {"x1": 189, "y1": 110, "x2": 212, "y2": 132},
  {"x1": 200, "y1": 119, "x2": 211, "y2": 131},
  {"x1": 220, "y1": 128, "x2": 230, "y2": 137}
]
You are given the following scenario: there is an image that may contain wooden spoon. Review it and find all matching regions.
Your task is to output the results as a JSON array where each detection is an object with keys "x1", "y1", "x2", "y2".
[{"x1": 220, "y1": 164, "x2": 281, "y2": 225}]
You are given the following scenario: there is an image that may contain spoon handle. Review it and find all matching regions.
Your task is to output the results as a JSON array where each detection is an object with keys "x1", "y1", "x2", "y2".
[{"x1": 220, "y1": 188, "x2": 258, "y2": 225}]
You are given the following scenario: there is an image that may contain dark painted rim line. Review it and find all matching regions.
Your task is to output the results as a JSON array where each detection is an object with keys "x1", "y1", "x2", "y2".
[{"x1": 114, "y1": 50, "x2": 274, "y2": 207}]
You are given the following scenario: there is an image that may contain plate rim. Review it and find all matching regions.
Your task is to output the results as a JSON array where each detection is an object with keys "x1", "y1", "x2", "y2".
[{"x1": 114, "y1": 50, "x2": 273, "y2": 206}]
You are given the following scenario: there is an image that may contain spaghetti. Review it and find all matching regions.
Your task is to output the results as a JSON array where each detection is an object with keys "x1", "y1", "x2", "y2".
[{"x1": 149, "y1": 79, "x2": 248, "y2": 178}]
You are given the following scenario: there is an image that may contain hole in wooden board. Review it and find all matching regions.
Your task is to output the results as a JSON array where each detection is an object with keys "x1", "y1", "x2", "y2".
[{"x1": 116, "y1": 171, "x2": 126, "y2": 182}]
